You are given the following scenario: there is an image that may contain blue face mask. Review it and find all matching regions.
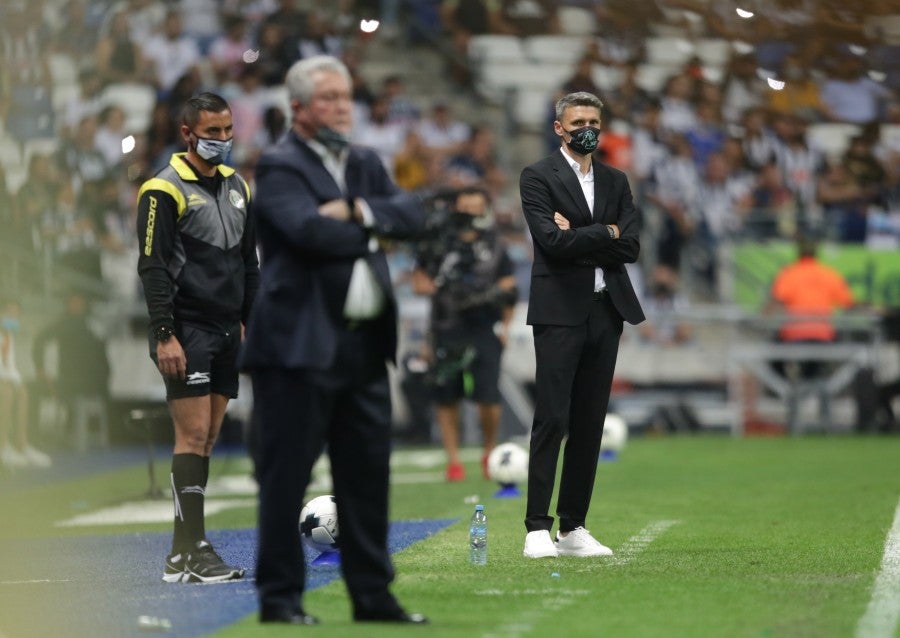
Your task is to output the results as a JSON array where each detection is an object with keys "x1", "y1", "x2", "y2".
[
  {"x1": 1, "y1": 316, "x2": 20, "y2": 333},
  {"x1": 192, "y1": 133, "x2": 233, "y2": 165}
]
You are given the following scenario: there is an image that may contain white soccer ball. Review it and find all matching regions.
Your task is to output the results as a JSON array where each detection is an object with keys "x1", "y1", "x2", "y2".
[
  {"x1": 487, "y1": 442, "x2": 529, "y2": 486},
  {"x1": 601, "y1": 413, "x2": 628, "y2": 453},
  {"x1": 299, "y1": 494, "x2": 339, "y2": 553}
]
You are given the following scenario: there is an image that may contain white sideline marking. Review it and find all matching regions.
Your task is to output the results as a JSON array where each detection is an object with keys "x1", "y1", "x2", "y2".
[
  {"x1": 0, "y1": 579, "x2": 72, "y2": 585},
  {"x1": 54, "y1": 498, "x2": 256, "y2": 527},
  {"x1": 609, "y1": 519, "x2": 681, "y2": 566},
  {"x1": 482, "y1": 520, "x2": 679, "y2": 637},
  {"x1": 856, "y1": 497, "x2": 900, "y2": 638}
]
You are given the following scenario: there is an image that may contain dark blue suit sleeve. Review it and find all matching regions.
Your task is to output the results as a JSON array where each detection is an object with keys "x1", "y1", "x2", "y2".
[{"x1": 254, "y1": 165, "x2": 370, "y2": 260}]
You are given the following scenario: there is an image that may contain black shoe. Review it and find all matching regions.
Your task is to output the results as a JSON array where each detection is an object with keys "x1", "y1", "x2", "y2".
[
  {"x1": 353, "y1": 609, "x2": 429, "y2": 624},
  {"x1": 260, "y1": 607, "x2": 320, "y2": 625},
  {"x1": 162, "y1": 551, "x2": 187, "y2": 583},
  {"x1": 184, "y1": 540, "x2": 245, "y2": 583}
]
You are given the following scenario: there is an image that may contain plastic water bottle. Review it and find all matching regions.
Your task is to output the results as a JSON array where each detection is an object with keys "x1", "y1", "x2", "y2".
[{"x1": 469, "y1": 504, "x2": 487, "y2": 565}]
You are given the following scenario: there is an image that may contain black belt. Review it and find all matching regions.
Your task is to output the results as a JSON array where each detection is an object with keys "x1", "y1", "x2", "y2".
[{"x1": 592, "y1": 289, "x2": 608, "y2": 302}]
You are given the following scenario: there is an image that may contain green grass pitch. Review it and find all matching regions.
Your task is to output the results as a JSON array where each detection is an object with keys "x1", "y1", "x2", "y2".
[{"x1": 3, "y1": 435, "x2": 899, "y2": 638}]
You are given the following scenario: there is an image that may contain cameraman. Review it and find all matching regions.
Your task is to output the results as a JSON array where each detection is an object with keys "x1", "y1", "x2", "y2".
[{"x1": 412, "y1": 187, "x2": 518, "y2": 482}]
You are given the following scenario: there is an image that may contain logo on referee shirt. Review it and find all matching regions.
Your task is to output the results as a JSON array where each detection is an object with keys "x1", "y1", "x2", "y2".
[{"x1": 229, "y1": 189, "x2": 245, "y2": 209}]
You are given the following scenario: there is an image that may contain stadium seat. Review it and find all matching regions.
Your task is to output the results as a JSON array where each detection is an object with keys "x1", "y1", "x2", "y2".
[
  {"x1": 524, "y1": 35, "x2": 590, "y2": 65},
  {"x1": 467, "y1": 34, "x2": 526, "y2": 64},
  {"x1": 47, "y1": 53, "x2": 79, "y2": 86},
  {"x1": 643, "y1": 36, "x2": 695, "y2": 67},
  {"x1": 558, "y1": 6, "x2": 596, "y2": 36},
  {"x1": 881, "y1": 123, "x2": 900, "y2": 152},
  {"x1": 634, "y1": 64, "x2": 675, "y2": 93},
  {"x1": 694, "y1": 39, "x2": 732, "y2": 67},
  {"x1": 806, "y1": 123, "x2": 861, "y2": 157},
  {"x1": 701, "y1": 65, "x2": 725, "y2": 84},
  {"x1": 100, "y1": 83, "x2": 157, "y2": 134},
  {"x1": 591, "y1": 64, "x2": 625, "y2": 91},
  {"x1": 476, "y1": 61, "x2": 561, "y2": 102},
  {"x1": 513, "y1": 88, "x2": 553, "y2": 130},
  {"x1": 0, "y1": 134, "x2": 21, "y2": 170}
]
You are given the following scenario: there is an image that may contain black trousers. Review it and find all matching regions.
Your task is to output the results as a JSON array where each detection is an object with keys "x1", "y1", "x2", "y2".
[
  {"x1": 250, "y1": 325, "x2": 400, "y2": 616},
  {"x1": 525, "y1": 293, "x2": 623, "y2": 533}
]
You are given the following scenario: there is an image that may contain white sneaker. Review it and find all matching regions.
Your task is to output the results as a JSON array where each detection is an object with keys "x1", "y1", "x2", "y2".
[
  {"x1": 555, "y1": 527, "x2": 613, "y2": 557},
  {"x1": 523, "y1": 530, "x2": 559, "y2": 558},
  {"x1": 1, "y1": 445, "x2": 29, "y2": 469},
  {"x1": 21, "y1": 445, "x2": 51, "y2": 468}
]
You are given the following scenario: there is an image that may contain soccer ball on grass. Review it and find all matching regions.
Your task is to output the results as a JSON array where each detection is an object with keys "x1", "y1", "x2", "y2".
[
  {"x1": 299, "y1": 494, "x2": 339, "y2": 553},
  {"x1": 487, "y1": 442, "x2": 529, "y2": 486}
]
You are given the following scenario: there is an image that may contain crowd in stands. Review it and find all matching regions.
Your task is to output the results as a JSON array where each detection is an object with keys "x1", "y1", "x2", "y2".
[{"x1": 0, "y1": 0, "x2": 898, "y2": 306}]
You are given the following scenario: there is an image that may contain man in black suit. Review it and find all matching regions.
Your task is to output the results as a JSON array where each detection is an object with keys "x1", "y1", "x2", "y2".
[
  {"x1": 240, "y1": 55, "x2": 427, "y2": 625},
  {"x1": 519, "y1": 91, "x2": 645, "y2": 559}
]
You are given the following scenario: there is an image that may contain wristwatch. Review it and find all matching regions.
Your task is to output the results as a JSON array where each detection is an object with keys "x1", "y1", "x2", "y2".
[
  {"x1": 154, "y1": 325, "x2": 175, "y2": 343},
  {"x1": 605, "y1": 225, "x2": 616, "y2": 238}
]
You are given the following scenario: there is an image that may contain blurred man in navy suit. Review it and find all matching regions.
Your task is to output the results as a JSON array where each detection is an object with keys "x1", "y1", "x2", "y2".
[{"x1": 241, "y1": 55, "x2": 427, "y2": 626}]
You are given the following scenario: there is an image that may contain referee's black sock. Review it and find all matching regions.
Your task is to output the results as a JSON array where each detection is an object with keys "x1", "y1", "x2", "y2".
[{"x1": 170, "y1": 453, "x2": 206, "y2": 554}]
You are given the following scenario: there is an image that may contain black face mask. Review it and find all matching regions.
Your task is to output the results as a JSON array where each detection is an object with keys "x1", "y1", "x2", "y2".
[
  {"x1": 315, "y1": 126, "x2": 349, "y2": 154},
  {"x1": 563, "y1": 125, "x2": 601, "y2": 155}
]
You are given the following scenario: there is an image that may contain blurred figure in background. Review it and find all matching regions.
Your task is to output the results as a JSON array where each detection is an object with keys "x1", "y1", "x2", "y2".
[
  {"x1": 0, "y1": 298, "x2": 51, "y2": 469},
  {"x1": 412, "y1": 187, "x2": 518, "y2": 481}
]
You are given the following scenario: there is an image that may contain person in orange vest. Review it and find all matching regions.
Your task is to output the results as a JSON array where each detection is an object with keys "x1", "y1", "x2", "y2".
[{"x1": 765, "y1": 237, "x2": 855, "y2": 431}]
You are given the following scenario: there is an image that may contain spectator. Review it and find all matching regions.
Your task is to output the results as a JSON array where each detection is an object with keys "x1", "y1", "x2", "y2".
[
  {"x1": 562, "y1": 54, "x2": 605, "y2": 98},
  {"x1": 771, "y1": 112, "x2": 825, "y2": 230},
  {"x1": 765, "y1": 236, "x2": 855, "y2": 429},
  {"x1": 685, "y1": 100, "x2": 726, "y2": 169},
  {"x1": 630, "y1": 100, "x2": 670, "y2": 186},
  {"x1": 659, "y1": 74, "x2": 698, "y2": 136},
  {"x1": 767, "y1": 54, "x2": 826, "y2": 122},
  {"x1": 31, "y1": 292, "x2": 111, "y2": 451},
  {"x1": 143, "y1": 10, "x2": 202, "y2": 96},
  {"x1": 94, "y1": 8, "x2": 152, "y2": 87},
  {"x1": 721, "y1": 53, "x2": 766, "y2": 124},
  {"x1": 497, "y1": 0, "x2": 561, "y2": 36},
  {"x1": 94, "y1": 105, "x2": 130, "y2": 167},
  {"x1": 638, "y1": 264, "x2": 693, "y2": 346},
  {"x1": 749, "y1": 161, "x2": 799, "y2": 239},
  {"x1": 393, "y1": 130, "x2": 433, "y2": 192},
  {"x1": 817, "y1": 160, "x2": 869, "y2": 243},
  {"x1": 253, "y1": 22, "x2": 294, "y2": 87},
  {"x1": 740, "y1": 107, "x2": 779, "y2": 170},
  {"x1": 296, "y1": 9, "x2": 344, "y2": 60},
  {"x1": 415, "y1": 100, "x2": 471, "y2": 158},
  {"x1": 353, "y1": 94, "x2": 407, "y2": 176},
  {"x1": 207, "y1": 14, "x2": 253, "y2": 85},
  {"x1": 445, "y1": 125, "x2": 507, "y2": 195},
  {"x1": 604, "y1": 63, "x2": 654, "y2": 124},
  {"x1": 382, "y1": 75, "x2": 420, "y2": 128},
  {"x1": 440, "y1": 0, "x2": 495, "y2": 86},
  {"x1": 0, "y1": 297, "x2": 51, "y2": 469},
  {"x1": 820, "y1": 54, "x2": 893, "y2": 124},
  {"x1": 692, "y1": 151, "x2": 753, "y2": 293},
  {"x1": 179, "y1": 0, "x2": 223, "y2": 54},
  {"x1": 223, "y1": 65, "x2": 270, "y2": 165},
  {"x1": 646, "y1": 135, "x2": 700, "y2": 271}
]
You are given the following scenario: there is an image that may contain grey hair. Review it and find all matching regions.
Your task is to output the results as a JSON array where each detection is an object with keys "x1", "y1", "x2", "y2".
[
  {"x1": 285, "y1": 55, "x2": 352, "y2": 103},
  {"x1": 555, "y1": 91, "x2": 603, "y2": 121}
]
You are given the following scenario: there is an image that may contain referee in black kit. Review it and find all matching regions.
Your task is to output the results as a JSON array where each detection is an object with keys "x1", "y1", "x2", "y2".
[{"x1": 136, "y1": 92, "x2": 259, "y2": 584}]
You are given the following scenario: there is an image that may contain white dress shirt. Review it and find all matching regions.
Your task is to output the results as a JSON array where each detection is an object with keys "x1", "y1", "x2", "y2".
[{"x1": 560, "y1": 148, "x2": 605, "y2": 291}]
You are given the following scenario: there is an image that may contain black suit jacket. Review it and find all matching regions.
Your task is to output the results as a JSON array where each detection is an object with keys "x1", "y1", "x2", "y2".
[
  {"x1": 520, "y1": 150, "x2": 645, "y2": 326},
  {"x1": 241, "y1": 131, "x2": 424, "y2": 370}
]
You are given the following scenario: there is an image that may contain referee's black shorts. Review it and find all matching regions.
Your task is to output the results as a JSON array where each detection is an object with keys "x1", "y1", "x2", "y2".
[{"x1": 150, "y1": 322, "x2": 241, "y2": 400}]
